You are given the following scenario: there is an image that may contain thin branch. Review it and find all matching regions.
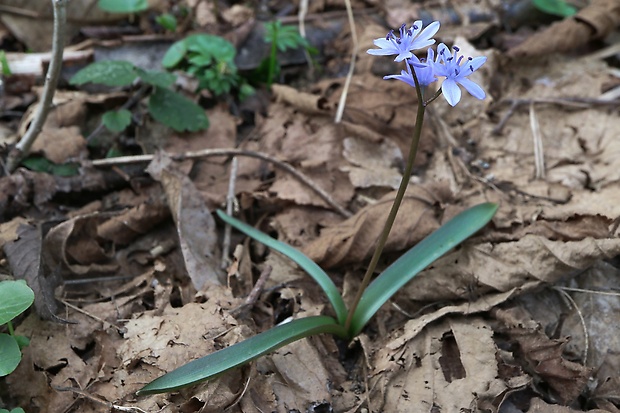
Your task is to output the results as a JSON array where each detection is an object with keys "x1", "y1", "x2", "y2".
[
  {"x1": 6, "y1": 0, "x2": 67, "y2": 173},
  {"x1": 221, "y1": 156, "x2": 239, "y2": 269},
  {"x1": 90, "y1": 148, "x2": 352, "y2": 218},
  {"x1": 334, "y1": 0, "x2": 358, "y2": 123}
]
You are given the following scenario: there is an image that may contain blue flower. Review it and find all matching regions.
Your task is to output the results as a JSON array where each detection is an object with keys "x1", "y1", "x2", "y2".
[
  {"x1": 384, "y1": 48, "x2": 437, "y2": 87},
  {"x1": 432, "y1": 43, "x2": 487, "y2": 106},
  {"x1": 367, "y1": 21, "x2": 440, "y2": 62}
]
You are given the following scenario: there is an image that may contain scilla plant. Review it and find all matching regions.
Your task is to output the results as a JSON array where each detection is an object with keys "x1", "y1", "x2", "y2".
[{"x1": 138, "y1": 20, "x2": 497, "y2": 395}]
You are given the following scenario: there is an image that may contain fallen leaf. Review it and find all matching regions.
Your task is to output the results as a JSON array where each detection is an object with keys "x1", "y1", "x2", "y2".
[{"x1": 147, "y1": 152, "x2": 223, "y2": 289}]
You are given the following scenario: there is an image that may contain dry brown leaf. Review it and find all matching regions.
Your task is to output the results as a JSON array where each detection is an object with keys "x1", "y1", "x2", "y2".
[
  {"x1": 528, "y1": 397, "x2": 609, "y2": 413},
  {"x1": 494, "y1": 307, "x2": 592, "y2": 403},
  {"x1": 341, "y1": 136, "x2": 403, "y2": 189},
  {"x1": 403, "y1": 235, "x2": 620, "y2": 303},
  {"x1": 371, "y1": 317, "x2": 506, "y2": 412},
  {"x1": 116, "y1": 293, "x2": 245, "y2": 409},
  {"x1": 44, "y1": 213, "x2": 118, "y2": 276},
  {"x1": 303, "y1": 187, "x2": 441, "y2": 268},
  {"x1": 508, "y1": 0, "x2": 620, "y2": 58},
  {"x1": 7, "y1": 314, "x2": 100, "y2": 412},
  {"x1": 3, "y1": 222, "x2": 61, "y2": 320},
  {"x1": 147, "y1": 152, "x2": 223, "y2": 289},
  {"x1": 30, "y1": 126, "x2": 86, "y2": 164},
  {"x1": 97, "y1": 201, "x2": 170, "y2": 245},
  {"x1": 268, "y1": 338, "x2": 333, "y2": 410}
]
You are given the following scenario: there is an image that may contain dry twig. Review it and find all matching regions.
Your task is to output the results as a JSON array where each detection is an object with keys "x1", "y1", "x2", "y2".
[
  {"x1": 6, "y1": 0, "x2": 67, "y2": 172},
  {"x1": 91, "y1": 148, "x2": 352, "y2": 217}
]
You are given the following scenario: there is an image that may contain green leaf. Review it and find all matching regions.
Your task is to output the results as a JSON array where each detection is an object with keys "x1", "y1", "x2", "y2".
[
  {"x1": 14, "y1": 335, "x2": 30, "y2": 350},
  {"x1": 21, "y1": 156, "x2": 79, "y2": 177},
  {"x1": 97, "y1": 0, "x2": 147, "y2": 13},
  {"x1": 0, "y1": 280, "x2": 34, "y2": 325},
  {"x1": 162, "y1": 39, "x2": 188, "y2": 68},
  {"x1": 148, "y1": 86, "x2": 209, "y2": 132},
  {"x1": 532, "y1": 0, "x2": 577, "y2": 16},
  {"x1": 0, "y1": 50, "x2": 12, "y2": 76},
  {"x1": 70, "y1": 61, "x2": 137, "y2": 87},
  {"x1": 155, "y1": 13, "x2": 177, "y2": 31},
  {"x1": 349, "y1": 203, "x2": 498, "y2": 336},
  {"x1": 0, "y1": 334, "x2": 22, "y2": 377},
  {"x1": 102, "y1": 109, "x2": 132, "y2": 132},
  {"x1": 186, "y1": 34, "x2": 236, "y2": 63},
  {"x1": 137, "y1": 316, "x2": 346, "y2": 395},
  {"x1": 136, "y1": 68, "x2": 176, "y2": 88},
  {"x1": 216, "y1": 210, "x2": 348, "y2": 324}
]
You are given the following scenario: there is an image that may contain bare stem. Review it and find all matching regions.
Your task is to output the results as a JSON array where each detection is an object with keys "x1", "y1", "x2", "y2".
[
  {"x1": 6, "y1": 0, "x2": 67, "y2": 172},
  {"x1": 344, "y1": 64, "x2": 427, "y2": 335}
]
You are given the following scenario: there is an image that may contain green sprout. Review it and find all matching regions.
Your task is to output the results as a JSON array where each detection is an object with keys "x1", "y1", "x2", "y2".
[
  {"x1": 258, "y1": 20, "x2": 316, "y2": 88},
  {"x1": 163, "y1": 34, "x2": 254, "y2": 100}
]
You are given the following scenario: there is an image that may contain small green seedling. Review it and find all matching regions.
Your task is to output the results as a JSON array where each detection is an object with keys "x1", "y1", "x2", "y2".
[
  {"x1": 163, "y1": 34, "x2": 254, "y2": 99},
  {"x1": 257, "y1": 20, "x2": 316, "y2": 88},
  {"x1": 70, "y1": 61, "x2": 209, "y2": 133},
  {"x1": 0, "y1": 280, "x2": 34, "y2": 377}
]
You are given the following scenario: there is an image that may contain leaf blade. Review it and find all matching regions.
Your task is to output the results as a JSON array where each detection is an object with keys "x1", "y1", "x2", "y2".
[
  {"x1": 216, "y1": 210, "x2": 347, "y2": 324},
  {"x1": 350, "y1": 203, "x2": 498, "y2": 336},
  {"x1": 137, "y1": 315, "x2": 346, "y2": 395}
]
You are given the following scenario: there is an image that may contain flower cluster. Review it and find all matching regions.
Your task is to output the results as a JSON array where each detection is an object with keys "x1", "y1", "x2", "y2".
[{"x1": 368, "y1": 21, "x2": 487, "y2": 106}]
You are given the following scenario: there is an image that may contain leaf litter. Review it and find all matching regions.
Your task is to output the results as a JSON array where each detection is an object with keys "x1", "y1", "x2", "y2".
[{"x1": 1, "y1": 1, "x2": 620, "y2": 412}]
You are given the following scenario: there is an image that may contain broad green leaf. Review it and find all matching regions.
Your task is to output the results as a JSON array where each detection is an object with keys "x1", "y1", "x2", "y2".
[
  {"x1": 148, "y1": 87, "x2": 209, "y2": 132},
  {"x1": 102, "y1": 109, "x2": 131, "y2": 132},
  {"x1": 0, "y1": 408, "x2": 25, "y2": 413},
  {"x1": 350, "y1": 203, "x2": 498, "y2": 336},
  {"x1": 70, "y1": 61, "x2": 137, "y2": 87},
  {"x1": 532, "y1": 0, "x2": 577, "y2": 17},
  {"x1": 0, "y1": 334, "x2": 21, "y2": 376},
  {"x1": 186, "y1": 34, "x2": 236, "y2": 63},
  {"x1": 137, "y1": 316, "x2": 346, "y2": 395},
  {"x1": 216, "y1": 211, "x2": 347, "y2": 324},
  {"x1": 21, "y1": 157, "x2": 79, "y2": 177},
  {"x1": 97, "y1": 0, "x2": 147, "y2": 13},
  {"x1": 136, "y1": 68, "x2": 176, "y2": 88},
  {"x1": 0, "y1": 280, "x2": 34, "y2": 325},
  {"x1": 162, "y1": 39, "x2": 188, "y2": 68}
]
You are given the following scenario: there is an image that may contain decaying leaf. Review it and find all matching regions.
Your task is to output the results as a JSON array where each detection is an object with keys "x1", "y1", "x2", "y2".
[
  {"x1": 147, "y1": 152, "x2": 223, "y2": 289},
  {"x1": 493, "y1": 307, "x2": 592, "y2": 404},
  {"x1": 371, "y1": 317, "x2": 506, "y2": 412}
]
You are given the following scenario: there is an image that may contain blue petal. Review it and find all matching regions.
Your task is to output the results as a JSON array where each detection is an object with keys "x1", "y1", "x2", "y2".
[
  {"x1": 384, "y1": 70, "x2": 416, "y2": 88},
  {"x1": 458, "y1": 78, "x2": 486, "y2": 100},
  {"x1": 441, "y1": 79, "x2": 461, "y2": 106}
]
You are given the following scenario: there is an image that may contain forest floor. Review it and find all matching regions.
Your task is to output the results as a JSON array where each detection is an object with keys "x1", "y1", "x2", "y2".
[{"x1": 1, "y1": 0, "x2": 620, "y2": 412}]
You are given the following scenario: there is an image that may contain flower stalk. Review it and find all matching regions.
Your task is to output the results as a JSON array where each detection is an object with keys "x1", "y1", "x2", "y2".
[{"x1": 344, "y1": 65, "x2": 428, "y2": 334}]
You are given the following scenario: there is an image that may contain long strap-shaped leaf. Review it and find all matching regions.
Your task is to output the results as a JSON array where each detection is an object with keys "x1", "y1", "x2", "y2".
[
  {"x1": 216, "y1": 210, "x2": 348, "y2": 324},
  {"x1": 349, "y1": 203, "x2": 498, "y2": 336},
  {"x1": 137, "y1": 315, "x2": 346, "y2": 395}
]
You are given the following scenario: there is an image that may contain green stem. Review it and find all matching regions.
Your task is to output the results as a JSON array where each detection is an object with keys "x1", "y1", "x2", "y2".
[
  {"x1": 267, "y1": 24, "x2": 278, "y2": 89},
  {"x1": 7, "y1": 320, "x2": 15, "y2": 336},
  {"x1": 344, "y1": 67, "x2": 427, "y2": 335}
]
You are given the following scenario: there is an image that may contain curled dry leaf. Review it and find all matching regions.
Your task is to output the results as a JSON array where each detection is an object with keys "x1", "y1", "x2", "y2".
[
  {"x1": 303, "y1": 187, "x2": 442, "y2": 268},
  {"x1": 508, "y1": 0, "x2": 620, "y2": 58},
  {"x1": 493, "y1": 307, "x2": 592, "y2": 404},
  {"x1": 371, "y1": 317, "x2": 506, "y2": 412},
  {"x1": 147, "y1": 152, "x2": 223, "y2": 289}
]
